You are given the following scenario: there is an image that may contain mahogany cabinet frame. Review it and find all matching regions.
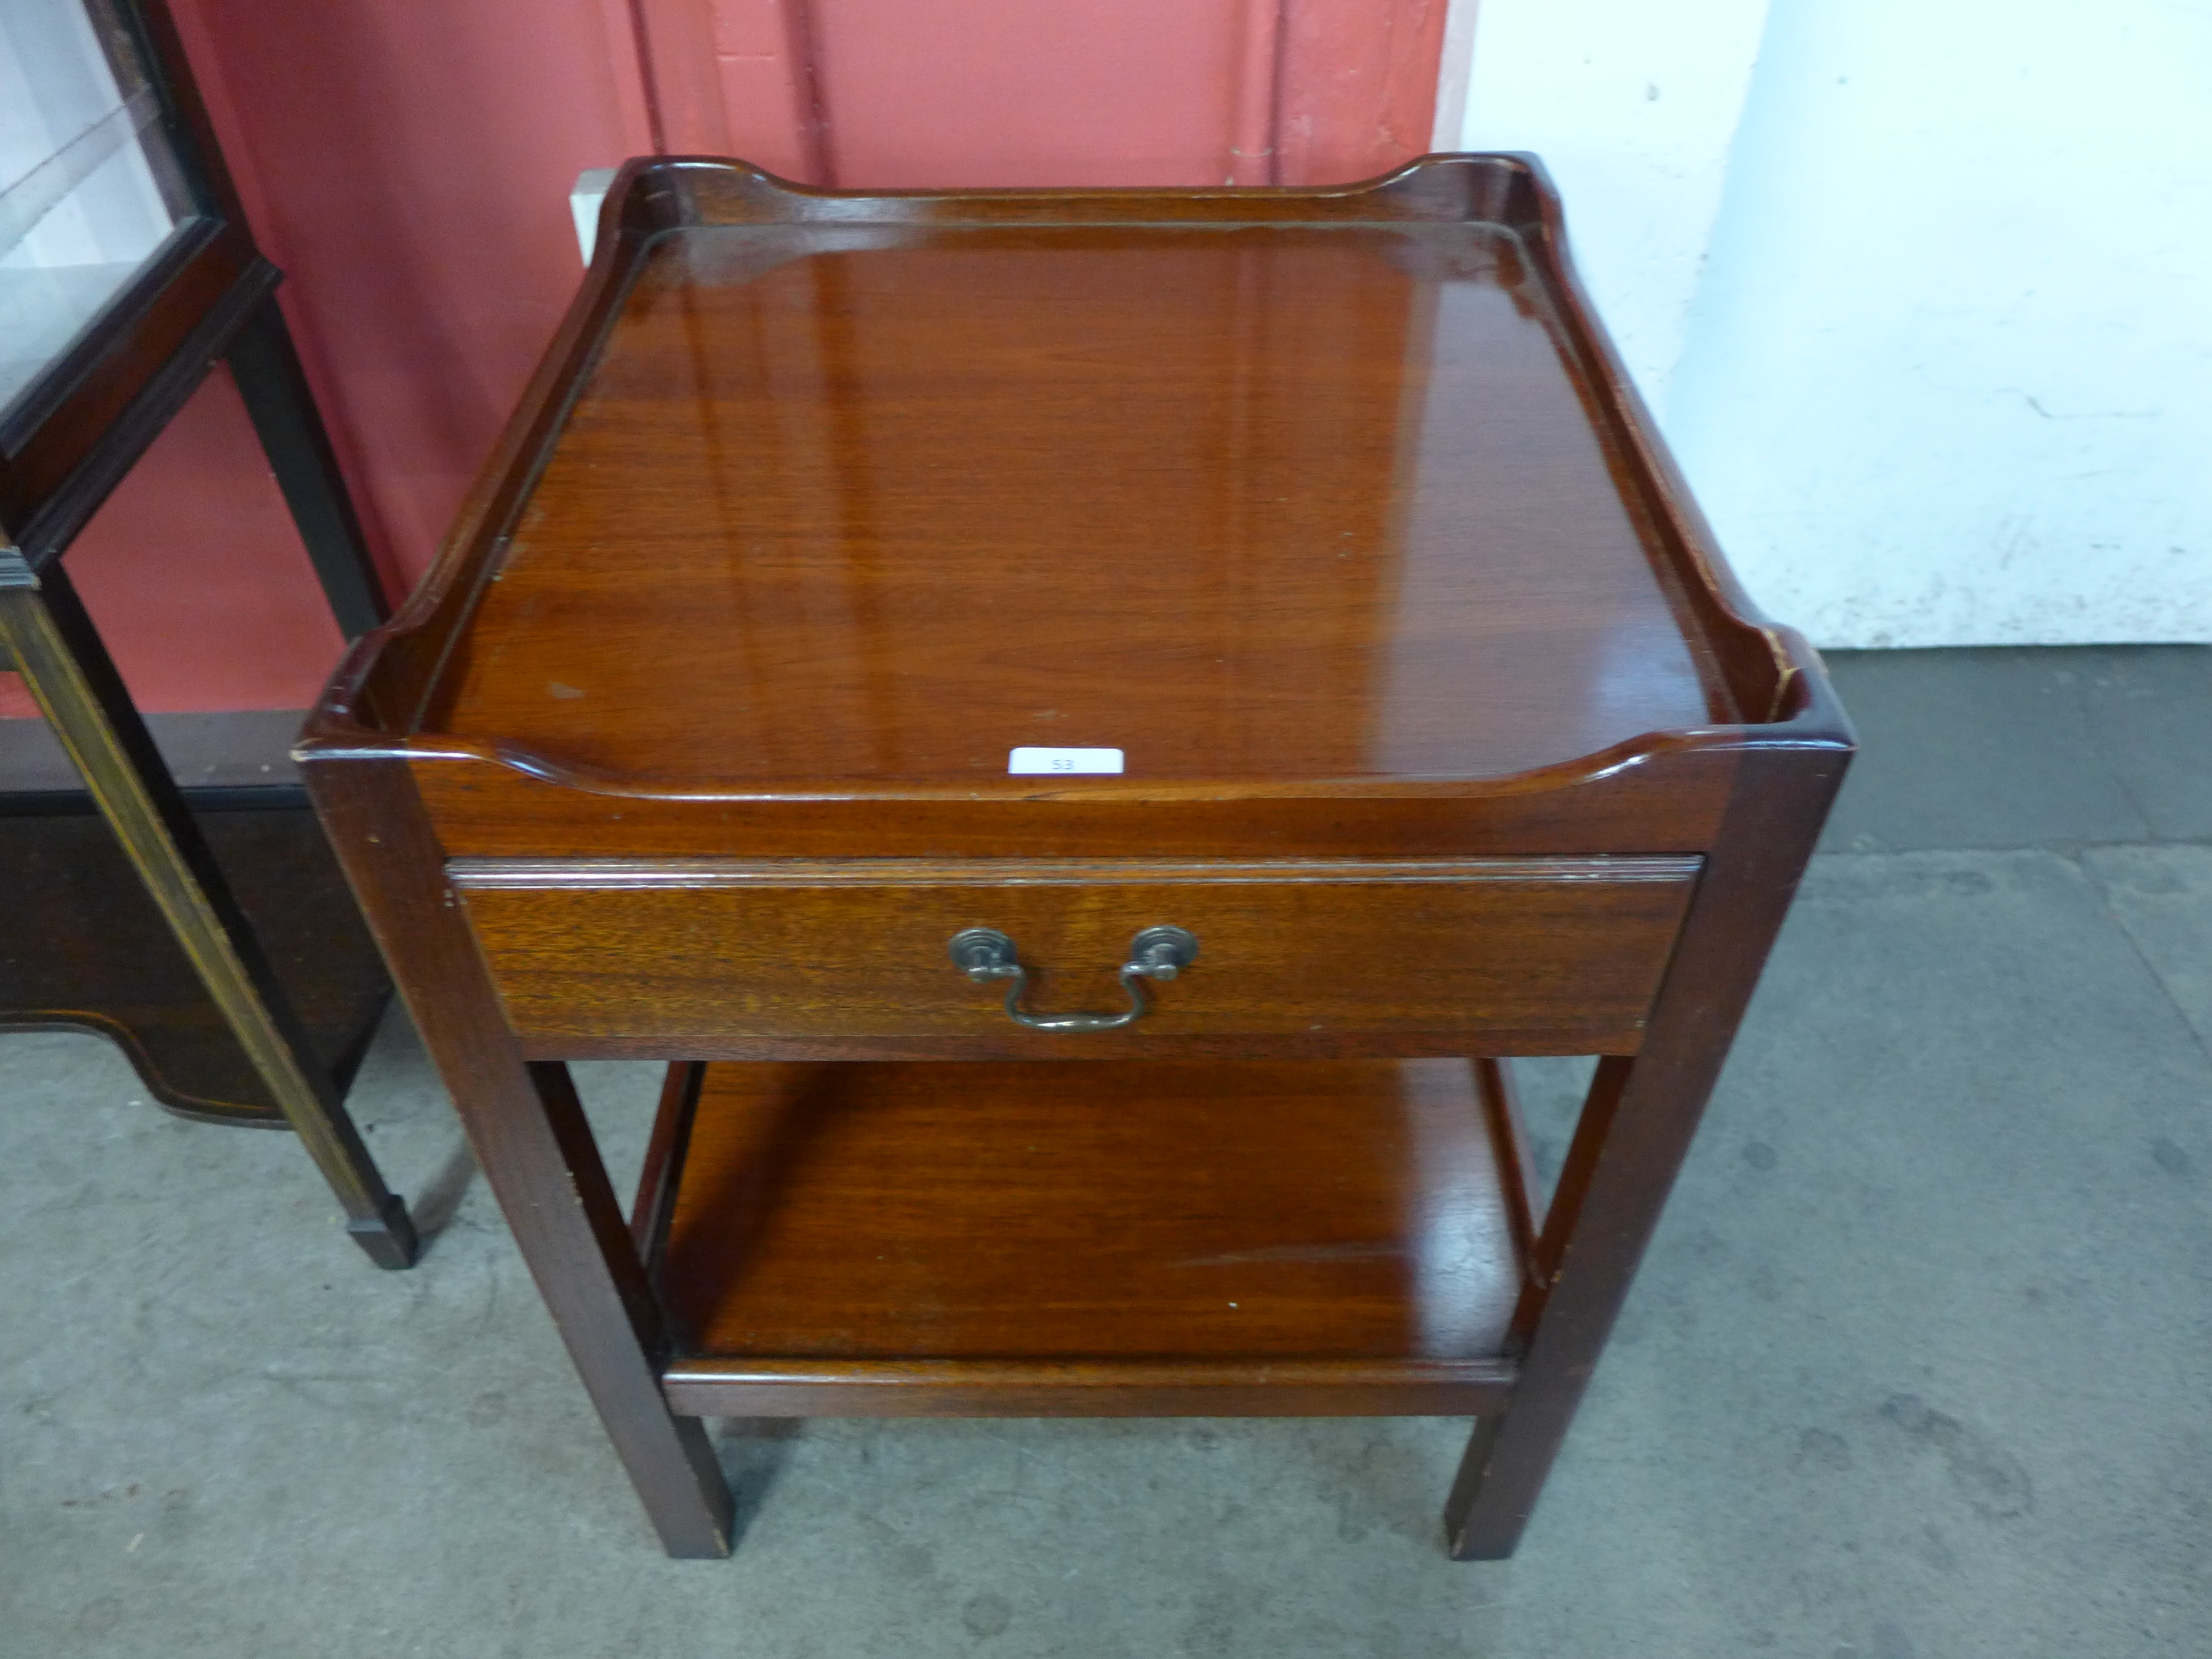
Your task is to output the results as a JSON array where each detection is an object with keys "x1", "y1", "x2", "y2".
[{"x1": 1, "y1": 0, "x2": 411, "y2": 1266}]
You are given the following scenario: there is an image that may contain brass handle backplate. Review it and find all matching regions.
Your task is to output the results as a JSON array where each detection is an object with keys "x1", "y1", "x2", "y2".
[{"x1": 947, "y1": 925, "x2": 1199, "y2": 1033}]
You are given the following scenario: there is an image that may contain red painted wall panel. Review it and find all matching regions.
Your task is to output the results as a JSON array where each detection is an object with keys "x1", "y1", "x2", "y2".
[
  {"x1": 680, "y1": 0, "x2": 1445, "y2": 190},
  {"x1": 812, "y1": 0, "x2": 1251, "y2": 187},
  {"x1": 1281, "y1": 0, "x2": 1450, "y2": 185},
  {"x1": 172, "y1": 0, "x2": 653, "y2": 588},
  {"x1": 708, "y1": 1, "x2": 826, "y2": 181},
  {"x1": 0, "y1": 367, "x2": 346, "y2": 719}
]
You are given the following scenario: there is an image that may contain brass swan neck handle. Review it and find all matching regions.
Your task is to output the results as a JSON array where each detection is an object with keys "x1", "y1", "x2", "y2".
[{"x1": 948, "y1": 926, "x2": 1199, "y2": 1033}]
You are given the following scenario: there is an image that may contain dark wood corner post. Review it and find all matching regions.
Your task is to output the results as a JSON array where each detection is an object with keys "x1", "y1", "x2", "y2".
[
  {"x1": 1444, "y1": 743, "x2": 1849, "y2": 1558},
  {"x1": 223, "y1": 293, "x2": 389, "y2": 640},
  {"x1": 301, "y1": 756, "x2": 735, "y2": 1557}
]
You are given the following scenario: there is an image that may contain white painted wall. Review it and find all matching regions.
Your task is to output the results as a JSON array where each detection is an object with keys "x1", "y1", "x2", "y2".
[
  {"x1": 1452, "y1": 0, "x2": 2212, "y2": 647},
  {"x1": 1457, "y1": 0, "x2": 1771, "y2": 403}
]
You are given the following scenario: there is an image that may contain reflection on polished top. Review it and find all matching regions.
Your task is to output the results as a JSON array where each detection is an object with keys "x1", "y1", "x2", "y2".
[{"x1": 435, "y1": 220, "x2": 1732, "y2": 786}]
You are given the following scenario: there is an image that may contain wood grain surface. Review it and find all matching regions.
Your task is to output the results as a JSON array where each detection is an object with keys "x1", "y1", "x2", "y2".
[
  {"x1": 405, "y1": 745, "x2": 1742, "y2": 861},
  {"x1": 428, "y1": 218, "x2": 1727, "y2": 788},
  {"x1": 455, "y1": 856, "x2": 1697, "y2": 1057},
  {"x1": 652, "y1": 1057, "x2": 1528, "y2": 1413}
]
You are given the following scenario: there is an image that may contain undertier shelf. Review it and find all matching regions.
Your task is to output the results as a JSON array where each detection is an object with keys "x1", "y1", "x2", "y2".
[{"x1": 639, "y1": 1059, "x2": 1534, "y2": 1416}]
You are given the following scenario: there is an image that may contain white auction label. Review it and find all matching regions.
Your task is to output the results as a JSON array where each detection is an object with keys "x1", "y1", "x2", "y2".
[{"x1": 1008, "y1": 746, "x2": 1124, "y2": 776}]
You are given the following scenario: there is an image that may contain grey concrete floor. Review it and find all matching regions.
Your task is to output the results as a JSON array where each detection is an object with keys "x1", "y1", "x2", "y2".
[{"x1": 3, "y1": 646, "x2": 2208, "y2": 1658}]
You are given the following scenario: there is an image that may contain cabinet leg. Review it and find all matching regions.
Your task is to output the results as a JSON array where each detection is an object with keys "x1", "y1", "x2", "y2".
[
  {"x1": 224, "y1": 293, "x2": 389, "y2": 638},
  {"x1": 0, "y1": 574, "x2": 417, "y2": 1269},
  {"x1": 346, "y1": 1192, "x2": 421, "y2": 1270}
]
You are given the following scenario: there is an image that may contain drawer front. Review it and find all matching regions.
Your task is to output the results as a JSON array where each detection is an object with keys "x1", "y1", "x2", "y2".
[{"x1": 454, "y1": 858, "x2": 1699, "y2": 1058}]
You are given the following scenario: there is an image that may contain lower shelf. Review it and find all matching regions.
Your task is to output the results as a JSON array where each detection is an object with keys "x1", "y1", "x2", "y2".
[
  {"x1": 0, "y1": 804, "x2": 390, "y2": 1122},
  {"x1": 638, "y1": 1059, "x2": 1533, "y2": 1417}
]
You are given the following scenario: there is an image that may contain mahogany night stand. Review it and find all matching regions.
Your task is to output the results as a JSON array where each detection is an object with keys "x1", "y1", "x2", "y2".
[{"x1": 300, "y1": 155, "x2": 1852, "y2": 1558}]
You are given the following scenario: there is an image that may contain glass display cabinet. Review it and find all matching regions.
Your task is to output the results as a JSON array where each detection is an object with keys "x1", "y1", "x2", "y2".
[
  {"x1": 0, "y1": 0, "x2": 416, "y2": 1267},
  {"x1": 0, "y1": 0, "x2": 193, "y2": 421}
]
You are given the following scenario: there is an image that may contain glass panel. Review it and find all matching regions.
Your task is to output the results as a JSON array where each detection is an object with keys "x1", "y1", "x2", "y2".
[{"x1": 0, "y1": 0, "x2": 199, "y2": 423}]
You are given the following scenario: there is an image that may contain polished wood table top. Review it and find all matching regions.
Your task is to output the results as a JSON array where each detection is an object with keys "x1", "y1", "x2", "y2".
[
  {"x1": 330, "y1": 156, "x2": 1832, "y2": 860},
  {"x1": 433, "y1": 216, "x2": 1727, "y2": 788},
  {"x1": 303, "y1": 156, "x2": 1851, "y2": 1561}
]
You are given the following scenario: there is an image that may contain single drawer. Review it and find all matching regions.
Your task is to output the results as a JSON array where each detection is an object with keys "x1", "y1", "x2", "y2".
[{"x1": 453, "y1": 857, "x2": 1700, "y2": 1059}]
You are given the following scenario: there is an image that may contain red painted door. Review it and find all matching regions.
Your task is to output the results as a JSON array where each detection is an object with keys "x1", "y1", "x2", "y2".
[
  {"x1": 638, "y1": 0, "x2": 1447, "y2": 188},
  {"x1": 2, "y1": 1, "x2": 1447, "y2": 735}
]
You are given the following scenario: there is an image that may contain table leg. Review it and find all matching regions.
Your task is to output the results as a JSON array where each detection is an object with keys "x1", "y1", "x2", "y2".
[
  {"x1": 0, "y1": 571, "x2": 417, "y2": 1269},
  {"x1": 523, "y1": 1059, "x2": 735, "y2": 1557},
  {"x1": 1444, "y1": 1054, "x2": 1655, "y2": 1557},
  {"x1": 304, "y1": 756, "x2": 735, "y2": 1556},
  {"x1": 1444, "y1": 742, "x2": 1849, "y2": 1558}
]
